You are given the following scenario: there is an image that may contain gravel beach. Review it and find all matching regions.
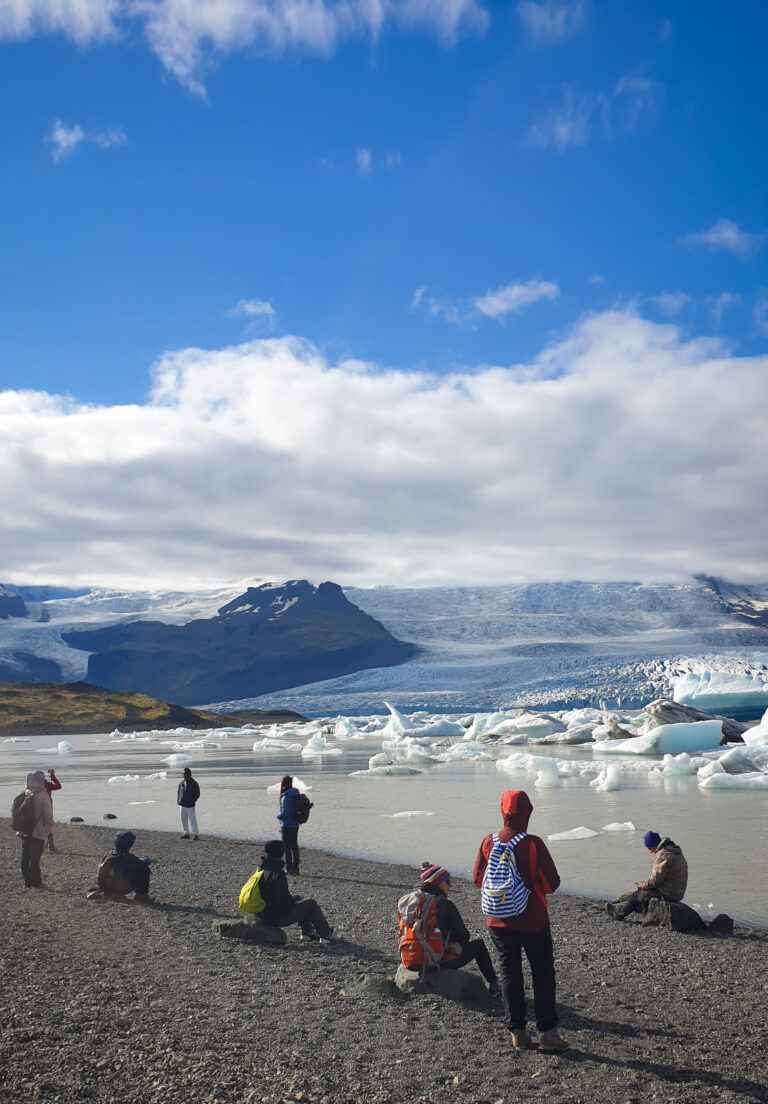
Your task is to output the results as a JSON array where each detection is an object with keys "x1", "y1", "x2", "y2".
[{"x1": 2, "y1": 819, "x2": 767, "y2": 1104}]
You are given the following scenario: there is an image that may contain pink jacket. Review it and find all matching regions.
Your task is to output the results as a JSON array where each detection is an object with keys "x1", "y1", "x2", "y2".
[{"x1": 23, "y1": 771, "x2": 54, "y2": 841}]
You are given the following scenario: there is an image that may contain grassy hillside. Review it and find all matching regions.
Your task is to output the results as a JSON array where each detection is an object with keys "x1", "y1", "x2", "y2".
[{"x1": 0, "y1": 680, "x2": 303, "y2": 736}]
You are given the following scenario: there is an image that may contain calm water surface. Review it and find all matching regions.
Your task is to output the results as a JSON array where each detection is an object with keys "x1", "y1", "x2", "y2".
[{"x1": 2, "y1": 728, "x2": 766, "y2": 927}]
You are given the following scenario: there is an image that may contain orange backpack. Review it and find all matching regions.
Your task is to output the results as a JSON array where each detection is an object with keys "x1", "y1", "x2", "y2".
[{"x1": 397, "y1": 889, "x2": 445, "y2": 975}]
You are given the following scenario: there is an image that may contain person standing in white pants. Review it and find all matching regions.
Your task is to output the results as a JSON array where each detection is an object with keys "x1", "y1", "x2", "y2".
[{"x1": 177, "y1": 767, "x2": 201, "y2": 840}]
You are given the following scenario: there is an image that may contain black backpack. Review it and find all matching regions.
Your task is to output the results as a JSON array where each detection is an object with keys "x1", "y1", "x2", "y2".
[
  {"x1": 11, "y1": 792, "x2": 41, "y2": 835},
  {"x1": 294, "y1": 793, "x2": 313, "y2": 824}
]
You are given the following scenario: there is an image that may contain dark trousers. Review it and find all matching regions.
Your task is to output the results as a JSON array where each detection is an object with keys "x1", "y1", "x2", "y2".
[
  {"x1": 283, "y1": 898, "x2": 331, "y2": 938},
  {"x1": 489, "y1": 924, "x2": 558, "y2": 1033},
  {"x1": 282, "y1": 826, "x2": 300, "y2": 874},
  {"x1": 21, "y1": 837, "x2": 45, "y2": 887},
  {"x1": 442, "y1": 938, "x2": 497, "y2": 984},
  {"x1": 614, "y1": 888, "x2": 666, "y2": 918}
]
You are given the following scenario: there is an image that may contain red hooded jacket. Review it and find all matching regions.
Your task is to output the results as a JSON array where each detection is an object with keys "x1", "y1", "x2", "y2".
[{"x1": 472, "y1": 790, "x2": 560, "y2": 933}]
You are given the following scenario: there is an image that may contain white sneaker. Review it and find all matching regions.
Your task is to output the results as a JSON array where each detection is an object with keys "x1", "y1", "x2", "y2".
[
  {"x1": 299, "y1": 931, "x2": 320, "y2": 942},
  {"x1": 319, "y1": 931, "x2": 340, "y2": 946}
]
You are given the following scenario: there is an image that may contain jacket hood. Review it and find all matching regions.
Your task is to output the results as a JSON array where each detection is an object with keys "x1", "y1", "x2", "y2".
[
  {"x1": 26, "y1": 770, "x2": 46, "y2": 793},
  {"x1": 501, "y1": 790, "x2": 533, "y2": 832},
  {"x1": 259, "y1": 855, "x2": 285, "y2": 871},
  {"x1": 112, "y1": 830, "x2": 136, "y2": 855},
  {"x1": 658, "y1": 838, "x2": 682, "y2": 854}
]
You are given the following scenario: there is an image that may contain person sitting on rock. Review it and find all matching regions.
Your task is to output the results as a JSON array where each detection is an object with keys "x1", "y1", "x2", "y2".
[
  {"x1": 96, "y1": 830, "x2": 154, "y2": 903},
  {"x1": 417, "y1": 862, "x2": 501, "y2": 996},
  {"x1": 254, "y1": 840, "x2": 338, "y2": 945},
  {"x1": 607, "y1": 830, "x2": 688, "y2": 920}
]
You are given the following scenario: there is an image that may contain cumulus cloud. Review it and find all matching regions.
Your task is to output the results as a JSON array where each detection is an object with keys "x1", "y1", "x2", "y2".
[
  {"x1": 474, "y1": 280, "x2": 560, "y2": 320},
  {"x1": 706, "y1": 292, "x2": 742, "y2": 323},
  {"x1": 527, "y1": 72, "x2": 662, "y2": 150},
  {"x1": 46, "y1": 118, "x2": 127, "y2": 161},
  {"x1": 355, "y1": 147, "x2": 372, "y2": 175},
  {"x1": 648, "y1": 291, "x2": 690, "y2": 317},
  {"x1": 681, "y1": 219, "x2": 761, "y2": 258},
  {"x1": 384, "y1": 150, "x2": 403, "y2": 169},
  {"x1": 3, "y1": 0, "x2": 489, "y2": 93},
  {"x1": 2, "y1": 310, "x2": 768, "y2": 588},
  {"x1": 755, "y1": 292, "x2": 768, "y2": 335},
  {"x1": 516, "y1": 0, "x2": 584, "y2": 43}
]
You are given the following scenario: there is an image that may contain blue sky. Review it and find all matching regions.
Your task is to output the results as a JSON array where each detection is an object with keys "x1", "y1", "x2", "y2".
[{"x1": 1, "y1": 1, "x2": 767, "y2": 588}]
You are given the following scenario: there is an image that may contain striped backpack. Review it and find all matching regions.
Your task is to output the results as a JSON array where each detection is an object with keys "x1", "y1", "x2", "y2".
[{"x1": 480, "y1": 833, "x2": 531, "y2": 918}]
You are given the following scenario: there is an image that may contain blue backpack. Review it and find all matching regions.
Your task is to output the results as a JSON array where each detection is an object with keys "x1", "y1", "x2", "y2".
[{"x1": 480, "y1": 833, "x2": 531, "y2": 918}]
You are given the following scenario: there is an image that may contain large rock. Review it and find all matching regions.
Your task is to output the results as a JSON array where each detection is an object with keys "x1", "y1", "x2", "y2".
[
  {"x1": 211, "y1": 916, "x2": 286, "y2": 946},
  {"x1": 641, "y1": 698, "x2": 747, "y2": 744},
  {"x1": 707, "y1": 913, "x2": 734, "y2": 935},
  {"x1": 641, "y1": 899, "x2": 707, "y2": 932},
  {"x1": 394, "y1": 963, "x2": 490, "y2": 1006}
]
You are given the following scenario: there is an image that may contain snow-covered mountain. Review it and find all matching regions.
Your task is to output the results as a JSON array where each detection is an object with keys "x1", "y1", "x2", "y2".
[{"x1": 2, "y1": 577, "x2": 768, "y2": 715}]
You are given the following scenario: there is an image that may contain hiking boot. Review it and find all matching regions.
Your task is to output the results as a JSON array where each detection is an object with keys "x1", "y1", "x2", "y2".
[
  {"x1": 511, "y1": 1030, "x2": 532, "y2": 1050},
  {"x1": 538, "y1": 1028, "x2": 570, "y2": 1052},
  {"x1": 299, "y1": 931, "x2": 320, "y2": 942},
  {"x1": 180, "y1": 834, "x2": 190, "y2": 839},
  {"x1": 192, "y1": 835, "x2": 199, "y2": 841},
  {"x1": 134, "y1": 893, "x2": 156, "y2": 905},
  {"x1": 605, "y1": 902, "x2": 626, "y2": 921},
  {"x1": 319, "y1": 931, "x2": 340, "y2": 946},
  {"x1": 488, "y1": 980, "x2": 502, "y2": 997}
]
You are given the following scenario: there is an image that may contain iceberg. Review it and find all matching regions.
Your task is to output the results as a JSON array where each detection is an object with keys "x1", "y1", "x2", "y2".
[
  {"x1": 590, "y1": 766, "x2": 621, "y2": 792},
  {"x1": 380, "y1": 703, "x2": 409, "y2": 742},
  {"x1": 595, "y1": 719, "x2": 723, "y2": 756},
  {"x1": 533, "y1": 759, "x2": 561, "y2": 788},
  {"x1": 145, "y1": 771, "x2": 168, "y2": 780},
  {"x1": 384, "y1": 810, "x2": 435, "y2": 818},
  {"x1": 3, "y1": 737, "x2": 30, "y2": 743},
  {"x1": 108, "y1": 774, "x2": 140, "y2": 783},
  {"x1": 548, "y1": 827, "x2": 598, "y2": 841},
  {"x1": 266, "y1": 776, "x2": 312, "y2": 792},
  {"x1": 699, "y1": 771, "x2": 768, "y2": 790},
  {"x1": 674, "y1": 671, "x2": 768, "y2": 719},
  {"x1": 602, "y1": 821, "x2": 636, "y2": 831},
  {"x1": 252, "y1": 737, "x2": 302, "y2": 751},
  {"x1": 128, "y1": 800, "x2": 156, "y2": 805},
  {"x1": 349, "y1": 765, "x2": 423, "y2": 776},
  {"x1": 301, "y1": 734, "x2": 342, "y2": 758},
  {"x1": 162, "y1": 753, "x2": 191, "y2": 766}
]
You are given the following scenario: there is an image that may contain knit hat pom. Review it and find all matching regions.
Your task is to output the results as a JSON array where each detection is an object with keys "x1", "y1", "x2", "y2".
[{"x1": 420, "y1": 862, "x2": 451, "y2": 887}]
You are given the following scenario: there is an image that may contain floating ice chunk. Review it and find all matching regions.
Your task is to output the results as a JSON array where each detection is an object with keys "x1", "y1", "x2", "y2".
[
  {"x1": 333, "y1": 717, "x2": 364, "y2": 741},
  {"x1": 169, "y1": 727, "x2": 198, "y2": 737},
  {"x1": 266, "y1": 776, "x2": 312, "y2": 792},
  {"x1": 656, "y1": 753, "x2": 697, "y2": 777},
  {"x1": 560, "y1": 708, "x2": 603, "y2": 728},
  {"x1": 349, "y1": 765, "x2": 423, "y2": 776},
  {"x1": 252, "y1": 737, "x2": 302, "y2": 751},
  {"x1": 145, "y1": 771, "x2": 168, "y2": 780},
  {"x1": 496, "y1": 752, "x2": 533, "y2": 772},
  {"x1": 368, "y1": 752, "x2": 391, "y2": 768},
  {"x1": 301, "y1": 734, "x2": 342, "y2": 757},
  {"x1": 408, "y1": 718, "x2": 465, "y2": 739},
  {"x1": 436, "y1": 741, "x2": 491, "y2": 762},
  {"x1": 380, "y1": 703, "x2": 409, "y2": 741},
  {"x1": 108, "y1": 774, "x2": 140, "y2": 783},
  {"x1": 603, "y1": 821, "x2": 636, "y2": 831},
  {"x1": 57, "y1": 740, "x2": 73, "y2": 753},
  {"x1": 169, "y1": 740, "x2": 221, "y2": 750},
  {"x1": 674, "y1": 671, "x2": 768, "y2": 718},
  {"x1": 590, "y1": 766, "x2": 622, "y2": 792},
  {"x1": 534, "y1": 759, "x2": 561, "y2": 788},
  {"x1": 384, "y1": 810, "x2": 435, "y2": 818},
  {"x1": 532, "y1": 724, "x2": 595, "y2": 746},
  {"x1": 162, "y1": 753, "x2": 191, "y2": 766},
  {"x1": 596, "y1": 719, "x2": 723, "y2": 756},
  {"x1": 548, "y1": 827, "x2": 598, "y2": 841},
  {"x1": 697, "y1": 759, "x2": 725, "y2": 780},
  {"x1": 699, "y1": 771, "x2": 768, "y2": 789},
  {"x1": 128, "y1": 800, "x2": 156, "y2": 805},
  {"x1": 110, "y1": 729, "x2": 124, "y2": 738},
  {"x1": 3, "y1": 736, "x2": 29, "y2": 743}
]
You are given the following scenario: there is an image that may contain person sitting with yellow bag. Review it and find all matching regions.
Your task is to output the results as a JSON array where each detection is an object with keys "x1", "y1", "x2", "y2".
[{"x1": 239, "y1": 840, "x2": 339, "y2": 945}]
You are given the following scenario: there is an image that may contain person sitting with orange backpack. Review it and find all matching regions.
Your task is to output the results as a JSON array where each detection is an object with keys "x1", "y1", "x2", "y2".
[{"x1": 397, "y1": 862, "x2": 501, "y2": 995}]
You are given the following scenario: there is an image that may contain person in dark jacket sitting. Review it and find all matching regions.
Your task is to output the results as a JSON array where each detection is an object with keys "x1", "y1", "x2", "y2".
[
  {"x1": 419, "y1": 862, "x2": 501, "y2": 995},
  {"x1": 607, "y1": 830, "x2": 689, "y2": 920},
  {"x1": 256, "y1": 840, "x2": 338, "y2": 945},
  {"x1": 97, "y1": 830, "x2": 153, "y2": 902}
]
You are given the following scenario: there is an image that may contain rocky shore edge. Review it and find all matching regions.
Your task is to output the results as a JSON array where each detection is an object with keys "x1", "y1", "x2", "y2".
[{"x1": 2, "y1": 820, "x2": 767, "y2": 1104}]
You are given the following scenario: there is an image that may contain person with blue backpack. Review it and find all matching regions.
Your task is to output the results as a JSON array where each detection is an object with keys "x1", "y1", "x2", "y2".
[
  {"x1": 277, "y1": 775, "x2": 312, "y2": 876},
  {"x1": 473, "y1": 790, "x2": 569, "y2": 1052}
]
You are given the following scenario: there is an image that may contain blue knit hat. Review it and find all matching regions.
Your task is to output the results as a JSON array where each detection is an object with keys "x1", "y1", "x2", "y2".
[{"x1": 643, "y1": 830, "x2": 661, "y2": 849}]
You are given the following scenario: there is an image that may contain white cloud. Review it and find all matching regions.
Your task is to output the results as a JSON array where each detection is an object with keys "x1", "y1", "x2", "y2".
[
  {"x1": 474, "y1": 280, "x2": 560, "y2": 320},
  {"x1": 516, "y1": 0, "x2": 584, "y2": 43},
  {"x1": 228, "y1": 299, "x2": 276, "y2": 318},
  {"x1": 755, "y1": 292, "x2": 768, "y2": 336},
  {"x1": 4, "y1": 310, "x2": 767, "y2": 588},
  {"x1": 706, "y1": 292, "x2": 742, "y2": 323},
  {"x1": 527, "y1": 72, "x2": 662, "y2": 150},
  {"x1": 648, "y1": 291, "x2": 690, "y2": 317},
  {"x1": 46, "y1": 118, "x2": 127, "y2": 161},
  {"x1": 682, "y1": 219, "x2": 761, "y2": 258},
  {"x1": 384, "y1": 150, "x2": 403, "y2": 169},
  {"x1": 3, "y1": 0, "x2": 489, "y2": 93},
  {"x1": 355, "y1": 147, "x2": 373, "y2": 176},
  {"x1": 589, "y1": 274, "x2": 605, "y2": 285}
]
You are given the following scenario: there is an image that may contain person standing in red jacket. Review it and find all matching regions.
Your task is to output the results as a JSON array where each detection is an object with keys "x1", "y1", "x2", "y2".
[
  {"x1": 473, "y1": 790, "x2": 569, "y2": 1052},
  {"x1": 43, "y1": 769, "x2": 61, "y2": 853}
]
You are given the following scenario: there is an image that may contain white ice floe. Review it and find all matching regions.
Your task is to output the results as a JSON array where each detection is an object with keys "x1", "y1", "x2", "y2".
[
  {"x1": 266, "y1": 776, "x2": 312, "y2": 792},
  {"x1": 648, "y1": 753, "x2": 698, "y2": 778},
  {"x1": 333, "y1": 717, "x2": 364, "y2": 741},
  {"x1": 128, "y1": 800, "x2": 157, "y2": 805},
  {"x1": 252, "y1": 737, "x2": 302, "y2": 751},
  {"x1": 144, "y1": 771, "x2": 168, "y2": 780},
  {"x1": 38, "y1": 739, "x2": 74, "y2": 755},
  {"x1": 590, "y1": 766, "x2": 622, "y2": 792},
  {"x1": 602, "y1": 821, "x2": 636, "y2": 831},
  {"x1": 108, "y1": 774, "x2": 140, "y2": 783},
  {"x1": 548, "y1": 827, "x2": 599, "y2": 841},
  {"x1": 3, "y1": 737, "x2": 30, "y2": 743},
  {"x1": 495, "y1": 752, "x2": 532, "y2": 773},
  {"x1": 534, "y1": 759, "x2": 561, "y2": 788},
  {"x1": 674, "y1": 670, "x2": 768, "y2": 717},
  {"x1": 168, "y1": 740, "x2": 221, "y2": 750},
  {"x1": 383, "y1": 810, "x2": 435, "y2": 818},
  {"x1": 162, "y1": 753, "x2": 192, "y2": 766},
  {"x1": 595, "y1": 719, "x2": 723, "y2": 757},
  {"x1": 436, "y1": 741, "x2": 491, "y2": 762},
  {"x1": 380, "y1": 703, "x2": 409, "y2": 741},
  {"x1": 349, "y1": 765, "x2": 423, "y2": 776},
  {"x1": 301, "y1": 734, "x2": 342, "y2": 758},
  {"x1": 698, "y1": 771, "x2": 768, "y2": 790}
]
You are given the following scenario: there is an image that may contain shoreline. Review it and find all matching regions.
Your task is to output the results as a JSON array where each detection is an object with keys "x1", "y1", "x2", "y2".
[{"x1": 3, "y1": 820, "x2": 768, "y2": 1104}]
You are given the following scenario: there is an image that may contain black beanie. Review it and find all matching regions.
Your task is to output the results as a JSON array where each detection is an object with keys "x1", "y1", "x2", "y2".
[{"x1": 264, "y1": 839, "x2": 285, "y2": 859}]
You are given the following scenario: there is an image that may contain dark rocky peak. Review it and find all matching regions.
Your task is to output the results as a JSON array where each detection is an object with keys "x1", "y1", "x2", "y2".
[
  {"x1": 217, "y1": 580, "x2": 349, "y2": 621},
  {"x1": 0, "y1": 586, "x2": 27, "y2": 620}
]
